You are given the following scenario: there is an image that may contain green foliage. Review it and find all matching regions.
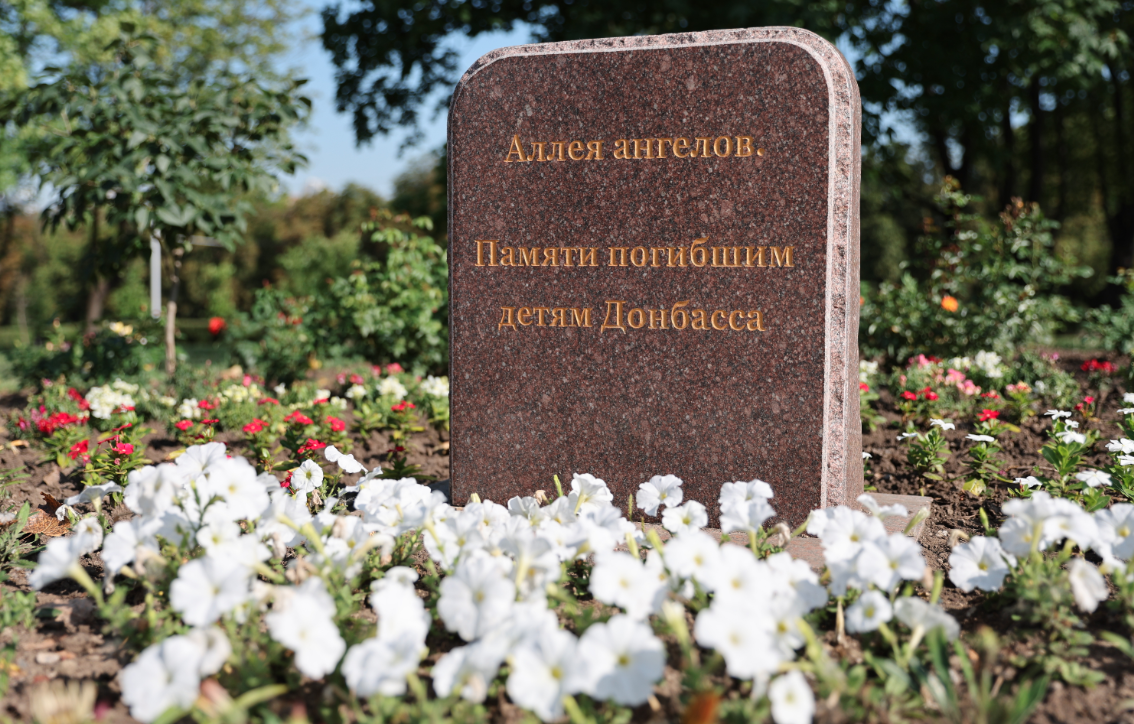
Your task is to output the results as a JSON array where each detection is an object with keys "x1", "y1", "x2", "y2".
[
  {"x1": 1083, "y1": 269, "x2": 1134, "y2": 356},
  {"x1": 230, "y1": 287, "x2": 318, "y2": 385},
  {"x1": 278, "y1": 230, "x2": 361, "y2": 298},
  {"x1": 9, "y1": 321, "x2": 163, "y2": 387},
  {"x1": 0, "y1": 588, "x2": 37, "y2": 630},
  {"x1": 4, "y1": 28, "x2": 309, "y2": 274},
  {"x1": 862, "y1": 181, "x2": 1090, "y2": 363}
]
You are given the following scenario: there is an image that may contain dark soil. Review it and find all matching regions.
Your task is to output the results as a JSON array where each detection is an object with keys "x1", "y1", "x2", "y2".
[{"x1": 2, "y1": 349, "x2": 1134, "y2": 722}]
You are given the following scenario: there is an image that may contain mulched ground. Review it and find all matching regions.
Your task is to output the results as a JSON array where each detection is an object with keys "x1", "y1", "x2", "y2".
[{"x1": 2, "y1": 349, "x2": 1133, "y2": 722}]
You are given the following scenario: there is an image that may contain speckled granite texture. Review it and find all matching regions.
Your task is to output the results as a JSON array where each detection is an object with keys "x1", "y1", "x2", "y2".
[{"x1": 448, "y1": 27, "x2": 862, "y2": 526}]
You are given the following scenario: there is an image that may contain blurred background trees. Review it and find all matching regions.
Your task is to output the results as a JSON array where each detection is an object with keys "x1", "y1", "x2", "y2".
[{"x1": 5, "y1": 0, "x2": 1134, "y2": 376}]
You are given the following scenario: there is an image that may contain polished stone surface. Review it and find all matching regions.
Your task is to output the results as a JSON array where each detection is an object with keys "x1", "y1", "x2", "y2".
[{"x1": 448, "y1": 27, "x2": 862, "y2": 526}]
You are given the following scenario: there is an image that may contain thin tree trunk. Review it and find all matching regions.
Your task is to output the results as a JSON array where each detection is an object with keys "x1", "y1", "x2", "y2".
[
  {"x1": 1028, "y1": 75, "x2": 1044, "y2": 203},
  {"x1": 15, "y1": 275, "x2": 28, "y2": 345},
  {"x1": 165, "y1": 245, "x2": 183, "y2": 376},
  {"x1": 84, "y1": 211, "x2": 105, "y2": 334},
  {"x1": 1055, "y1": 102, "x2": 1067, "y2": 221}
]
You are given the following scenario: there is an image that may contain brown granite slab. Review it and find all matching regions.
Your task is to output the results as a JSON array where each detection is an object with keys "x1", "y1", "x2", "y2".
[{"x1": 447, "y1": 27, "x2": 863, "y2": 527}]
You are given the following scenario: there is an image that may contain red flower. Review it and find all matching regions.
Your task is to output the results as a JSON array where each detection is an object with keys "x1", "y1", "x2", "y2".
[
  {"x1": 978, "y1": 409, "x2": 1000, "y2": 422},
  {"x1": 112, "y1": 442, "x2": 134, "y2": 455},
  {"x1": 391, "y1": 401, "x2": 416, "y2": 412},
  {"x1": 201, "y1": 419, "x2": 219, "y2": 425},
  {"x1": 326, "y1": 416, "x2": 346, "y2": 432},
  {"x1": 350, "y1": 374, "x2": 364, "y2": 385},
  {"x1": 68, "y1": 439, "x2": 89, "y2": 460},
  {"x1": 284, "y1": 411, "x2": 314, "y2": 425},
  {"x1": 313, "y1": 398, "x2": 329, "y2": 405},
  {"x1": 1083, "y1": 396, "x2": 1095, "y2": 404},
  {"x1": 281, "y1": 471, "x2": 292, "y2": 489},
  {"x1": 859, "y1": 382, "x2": 870, "y2": 391},
  {"x1": 208, "y1": 316, "x2": 227, "y2": 335},
  {"x1": 36, "y1": 410, "x2": 85, "y2": 436},
  {"x1": 386, "y1": 363, "x2": 404, "y2": 374},
  {"x1": 900, "y1": 391, "x2": 917, "y2": 401},
  {"x1": 258, "y1": 397, "x2": 280, "y2": 406},
  {"x1": 336, "y1": 373, "x2": 347, "y2": 385},
  {"x1": 67, "y1": 387, "x2": 91, "y2": 411},
  {"x1": 923, "y1": 391, "x2": 939, "y2": 401},
  {"x1": 198, "y1": 400, "x2": 216, "y2": 410},
  {"x1": 243, "y1": 419, "x2": 266, "y2": 434},
  {"x1": 297, "y1": 438, "x2": 327, "y2": 454},
  {"x1": 175, "y1": 420, "x2": 194, "y2": 431}
]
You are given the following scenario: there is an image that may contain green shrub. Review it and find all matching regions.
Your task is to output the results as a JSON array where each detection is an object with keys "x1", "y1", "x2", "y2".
[
  {"x1": 1082, "y1": 269, "x2": 1134, "y2": 356},
  {"x1": 861, "y1": 179, "x2": 1090, "y2": 364},
  {"x1": 8, "y1": 321, "x2": 164, "y2": 388}
]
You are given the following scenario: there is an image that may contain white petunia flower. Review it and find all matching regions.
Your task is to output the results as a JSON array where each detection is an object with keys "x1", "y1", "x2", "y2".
[
  {"x1": 808, "y1": 507, "x2": 887, "y2": 562},
  {"x1": 438, "y1": 551, "x2": 515, "y2": 641},
  {"x1": 72, "y1": 517, "x2": 103, "y2": 553},
  {"x1": 290, "y1": 460, "x2": 324, "y2": 495},
  {"x1": 845, "y1": 590, "x2": 892, "y2": 633},
  {"x1": 1094, "y1": 504, "x2": 1134, "y2": 560},
  {"x1": 855, "y1": 534, "x2": 926, "y2": 591},
  {"x1": 65, "y1": 482, "x2": 123, "y2": 507},
  {"x1": 1075, "y1": 470, "x2": 1112, "y2": 489},
  {"x1": 345, "y1": 384, "x2": 368, "y2": 399},
  {"x1": 371, "y1": 583, "x2": 432, "y2": 643},
  {"x1": 1055, "y1": 431, "x2": 1087, "y2": 445},
  {"x1": 325, "y1": 445, "x2": 366, "y2": 474},
  {"x1": 720, "y1": 497, "x2": 776, "y2": 535},
  {"x1": 170, "y1": 556, "x2": 250, "y2": 626},
  {"x1": 948, "y1": 536, "x2": 1015, "y2": 592},
  {"x1": 863, "y1": 452, "x2": 872, "y2": 459},
  {"x1": 589, "y1": 551, "x2": 666, "y2": 620},
  {"x1": 431, "y1": 640, "x2": 505, "y2": 703},
  {"x1": 506, "y1": 627, "x2": 586, "y2": 722},
  {"x1": 1120, "y1": 407, "x2": 1134, "y2": 415},
  {"x1": 1045, "y1": 409, "x2": 1072, "y2": 419},
  {"x1": 1014, "y1": 476, "x2": 1042, "y2": 489},
  {"x1": 266, "y1": 579, "x2": 345, "y2": 678},
  {"x1": 857, "y1": 494, "x2": 908, "y2": 519},
  {"x1": 893, "y1": 597, "x2": 959, "y2": 640},
  {"x1": 765, "y1": 551, "x2": 829, "y2": 611},
  {"x1": 119, "y1": 636, "x2": 206, "y2": 722},
  {"x1": 421, "y1": 375, "x2": 450, "y2": 397},
  {"x1": 966, "y1": 434, "x2": 995, "y2": 443},
  {"x1": 569, "y1": 473, "x2": 614, "y2": 512},
  {"x1": 694, "y1": 599, "x2": 783, "y2": 680},
  {"x1": 577, "y1": 615, "x2": 665, "y2": 706},
  {"x1": 341, "y1": 633, "x2": 424, "y2": 697},
  {"x1": 123, "y1": 464, "x2": 184, "y2": 518},
  {"x1": 929, "y1": 419, "x2": 955, "y2": 431},
  {"x1": 1124, "y1": 393, "x2": 1134, "y2": 403},
  {"x1": 661, "y1": 500, "x2": 708, "y2": 535},
  {"x1": 636, "y1": 474, "x2": 684, "y2": 516},
  {"x1": 1068, "y1": 558, "x2": 1109, "y2": 613},
  {"x1": 377, "y1": 377, "x2": 408, "y2": 400},
  {"x1": 768, "y1": 670, "x2": 815, "y2": 724},
  {"x1": 28, "y1": 534, "x2": 91, "y2": 590},
  {"x1": 662, "y1": 529, "x2": 723, "y2": 591},
  {"x1": 1107, "y1": 439, "x2": 1134, "y2": 454},
  {"x1": 898, "y1": 432, "x2": 919, "y2": 441}
]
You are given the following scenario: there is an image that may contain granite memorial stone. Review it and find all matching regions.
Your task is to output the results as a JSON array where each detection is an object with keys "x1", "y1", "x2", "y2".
[{"x1": 447, "y1": 27, "x2": 863, "y2": 526}]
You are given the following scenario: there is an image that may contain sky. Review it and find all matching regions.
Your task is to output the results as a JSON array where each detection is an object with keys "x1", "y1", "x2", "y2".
[{"x1": 279, "y1": 6, "x2": 530, "y2": 198}]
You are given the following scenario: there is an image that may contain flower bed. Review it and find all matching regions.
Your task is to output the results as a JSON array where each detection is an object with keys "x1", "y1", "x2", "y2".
[{"x1": 0, "y1": 349, "x2": 1133, "y2": 723}]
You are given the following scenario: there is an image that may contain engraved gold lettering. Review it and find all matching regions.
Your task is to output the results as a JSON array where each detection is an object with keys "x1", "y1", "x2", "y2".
[
  {"x1": 650, "y1": 247, "x2": 666, "y2": 267},
  {"x1": 585, "y1": 141, "x2": 604, "y2": 160},
  {"x1": 549, "y1": 142, "x2": 565, "y2": 161},
  {"x1": 498, "y1": 247, "x2": 516, "y2": 266},
  {"x1": 689, "y1": 237, "x2": 708, "y2": 267},
  {"x1": 755, "y1": 246, "x2": 768, "y2": 267},
  {"x1": 670, "y1": 300, "x2": 690, "y2": 330},
  {"x1": 627, "y1": 308, "x2": 646, "y2": 329},
  {"x1": 711, "y1": 246, "x2": 743, "y2": 267},
  {"x1": 632, "y1": 139, "x2": 653, "y2": 159},
  {"x1": 608, "y1": 247, "x2": 630, "y2": 267},
  {"x1": 770, "y1": 246, "x2": 795, "y2": 267},
  {"x1": 656, "y1": 138, "x2": 672, "y2": 158},
  {"x1": 529, "y1": 142, "x2": 547, "y2": 162},
  {"x1": 517, "y1": 307, "x2": 533, "y2": 326},
  {"x1": 673, "y1": 137, "x2": 691, "y2": 158},
  {"x1": 666, "y1": 247, "x2": 688, "y2": 267},
  {"x1": 736, "y1": 136, "x2": 754, "y2": 157},
  {"x1": 579, "y1": 248, "x2": 598, "y2": 267},
  {"x1": 475, "y1": 239, "x2": 498, "y2": 267},
  {"x1": 568, "y1": 141, "x2": 586, "y2": 160},
  {"x1": 498, "y1": 307, "x2": 517, "y2": 330},
  {"x1": 693, "y1": 137, "x2": 712, "y2": 158},
  {"x1": 505, "y1": 135, "x2": 526, "y2": 163},
  {"x1": 713, "y1": 136, "x2": 731, "y2": 157},
  {"x1": 691, "y1": 309, "x2": 709, "y2": 330},
  {"x1": 728, "y1": 310, "x2": 745, "y2": 331},
  {"x1": 535, "y1": 307, "x2": 551, "y2": 326},
  {"x1": 518, "y1": 247, "x2": 541, "y2": 267},
  {"x1": 710, "y1": 310, "x2": 728, "y2": 330},
  {"x1": 613, "y1": 139, "x2": 631, "y2": 159},
  {"x1": 559, "y1": 247, "x2": 575, "y2": 266},
  {"x1": 542, "y1": 248, "x2": 559, "y2": 266},
  {"x1": 630, "y1": 247, "x2": 648, "y2": 267},
  {"x1": 746, "y1": 310, "x2": 766, "y2": 331},
  {"x1": 601, "y1": 300, "x2": 627, "y2": 333},
  {"x1": 551, "y1": 307, "x2": 568, "y2": 327},
  {"x1": 572, "y1": 308, "x2": 593, "y2": 327},
  {"x1": 648, "y1": 309, "x2": 668, "y2": 329}
]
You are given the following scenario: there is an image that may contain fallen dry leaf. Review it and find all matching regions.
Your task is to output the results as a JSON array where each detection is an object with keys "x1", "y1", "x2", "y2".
[
  {"x1": 23, "y1": 510, "x2": 70, "y2": 537},
  {"x1": 8, "y1": 439, "x2": 29, "y2": 449},
  {"x1": 42, "y1": 493, "x2": 63, "y2": 514}
]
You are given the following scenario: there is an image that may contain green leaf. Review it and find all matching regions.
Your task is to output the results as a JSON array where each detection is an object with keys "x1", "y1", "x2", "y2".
[
  {"x1": 155, "y1": 154, "x2": 170, "y2": 174},
  {"x1": 135, "y1": 206, "x2": 149, "y2": 230},
  {"x1": 127, "y1": 130, "x2": 147, "y2": 149}
]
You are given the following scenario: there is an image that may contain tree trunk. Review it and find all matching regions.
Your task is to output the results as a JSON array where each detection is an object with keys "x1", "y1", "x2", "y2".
[
  {"x1": 165, "y1": 245, "x2": 184, "y2": 376},
  {"x1": 1055, "y1": 102, "x2": 1067, "y2": 222},
  {"x1": 84, "y1": 211, "x2": 105, "y2": 334},
  {"x1": 1028, "y1": 75, "x2": 1044, "y2": 204}
]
